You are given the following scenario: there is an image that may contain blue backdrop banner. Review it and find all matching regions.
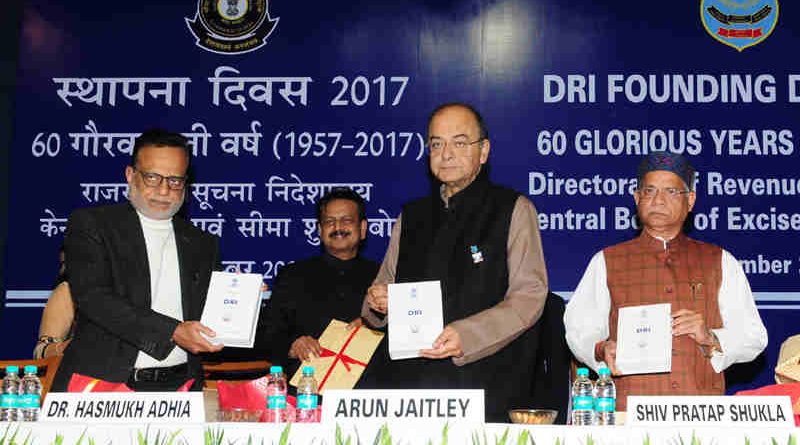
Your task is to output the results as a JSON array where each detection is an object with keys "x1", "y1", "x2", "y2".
[{"x1": 3, "y1": 0, "x2": 798, "y2": 392}]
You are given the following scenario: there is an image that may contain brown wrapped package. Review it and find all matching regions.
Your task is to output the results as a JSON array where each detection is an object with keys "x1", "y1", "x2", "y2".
[
  {"x1": 776, "y1": 334, "x2": 800, "y2": 384},
  {"x1": 290, "y1": 319, "x2": 384, "y2": 393}
]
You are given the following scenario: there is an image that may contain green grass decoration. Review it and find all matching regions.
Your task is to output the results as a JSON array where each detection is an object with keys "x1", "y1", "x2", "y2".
[
  {"x1": 334, "y1": 425, "x2": 352, "y2": 445},
  {"x1": 244, "y1": 434, "x2": 265, "y2": 445},
  {"x1": 0, "y1": 423, "x2": 20, "y2": 445},
  {"x1": 672, "y1": 431, "x2": 701, "y2": 445},
  {"x1": 71, "y1": 428, "x2": 88, "y2": 445},
  {"x1": 772, "y1": 435, "x2": 799, "y2": 445},
  {"x1": 277, "y1": 423, "x2": 291, "y2": 445},
  {"x1": 204, "y1": 426, "x2": 224, "y2": 445},
  {"x1": 371, "y1": 423, "x2": 392, "y2": 445},
  {"x1": 0, "y1": 425, "x2": 34, "y2": 445},
  {"x1": 2, "y1": 419, "x2": 796, "y2": 445},
  {"x1": 467, "y1": 427, "x2": 532, "y2": 445},
  {"x1": 0, "y1": 424, "x2": 31, "y2": 445},
  {"x1": 135, "y1": 426, "x2": 183, "y2": 445},
  {"x1": 496, "y1": 428, "x2": 509, "y2": 445},
  {"x1": 423, "y1": 423, "x2": 451, "y2": 445},
  {"x1": 20, "y1": 430, "x2": 32, "y2": 445}
]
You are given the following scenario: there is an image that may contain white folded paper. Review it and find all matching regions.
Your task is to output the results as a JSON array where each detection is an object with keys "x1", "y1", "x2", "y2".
[
  {"x1": 200, "y1": 271, "x2": 263, "y2": 348},
  {"x1": 388, "y1": 280, "x2": 444, "y2": 360},
  {"x1": 615, "y1": 303, "x2": 672, "y2": 375}
]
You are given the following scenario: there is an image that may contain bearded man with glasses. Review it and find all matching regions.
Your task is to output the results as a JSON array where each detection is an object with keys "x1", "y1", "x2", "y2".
[
  {"x1": 53, "y1": 128, "x2": 224, "y2": 392},
  {"x1": 564, "y1": 152, "x2": 767, "y2": 410}
]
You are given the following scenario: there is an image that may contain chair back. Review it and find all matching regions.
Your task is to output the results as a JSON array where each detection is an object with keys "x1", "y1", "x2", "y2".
[
  {"x1": 530, "y1": 292, "x2": 572, "y2": 424},
  {"x1": 0, "y1": 355, "x2": 62, "y2": 401},
  {"x1": 201, "y1": 360, "x2": 271, "y2": 389}
]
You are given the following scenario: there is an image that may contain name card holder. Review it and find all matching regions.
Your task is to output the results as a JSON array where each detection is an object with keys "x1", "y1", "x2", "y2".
[
  {"x1": 321, "y1": 389, "x2": 484, "y2": 424},
  {"x1": 41, "y1": 392, "x2": 205, "y2": 423},
  {"x1": 626, "y1": 395, "x2": 794, "y2": 427}
]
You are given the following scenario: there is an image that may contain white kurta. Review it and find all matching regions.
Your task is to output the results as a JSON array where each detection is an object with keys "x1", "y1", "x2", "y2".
[{"x1": 564, "y1": 248, "x2": 768, "y2": 374}]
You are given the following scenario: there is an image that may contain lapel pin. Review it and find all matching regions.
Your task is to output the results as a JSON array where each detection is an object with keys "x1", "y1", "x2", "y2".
[{"x1": 470, "y1": 245, "x2": 484, "y2": 264}]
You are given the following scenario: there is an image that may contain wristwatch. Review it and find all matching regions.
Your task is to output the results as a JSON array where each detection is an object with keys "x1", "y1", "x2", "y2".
[{"x1": 700, "y1": 329, "x2": 722, "y2": 358}]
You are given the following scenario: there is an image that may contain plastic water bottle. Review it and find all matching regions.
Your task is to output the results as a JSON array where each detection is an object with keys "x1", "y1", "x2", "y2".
[
  {"x1": 0, "y1": 366, "x2": 21, "y2": 422},
  {"x1": 571, "y1": 367, "x2": 595, "y2": 426},
  {"x1": 19, "y1": 366, "x2": 42, "y2": 422},
  {"x1": 296, "y1": 366, "x2": 319, "y2": 423},
  {"x1": 265, "y1": 365, "x2": 288, "y2": 423},
  {"x1": 594, "y1": 366, "x2": 616, "y2": 425}
]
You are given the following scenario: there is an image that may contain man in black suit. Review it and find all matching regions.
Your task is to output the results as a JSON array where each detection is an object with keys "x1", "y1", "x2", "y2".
[
  {"x1": 53, "y1": 129, "x2": 223, "y2": 391},
  {"x1": 264, "y1": 188, "x2": 379, "y2": 381}
]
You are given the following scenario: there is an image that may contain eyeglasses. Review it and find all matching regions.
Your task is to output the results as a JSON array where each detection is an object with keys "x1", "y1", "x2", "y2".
[
  {"x1": 427, "y1": 137, "x2": 484, "y2": 152},
  {"x1": 638, "y1": 185, "x2": 691, "y2": 199},
  {"x1": 134, "y1": 168, "x2": 187, "y2": 190},
  {"x1": 320, "y1": 216, "x2": 358, "y2": 228}
]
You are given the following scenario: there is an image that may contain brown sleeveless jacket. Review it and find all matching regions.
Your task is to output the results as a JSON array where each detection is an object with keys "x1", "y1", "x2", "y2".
[{"x1": 604, "y1": 232, "x2": 724, "y2": 411}]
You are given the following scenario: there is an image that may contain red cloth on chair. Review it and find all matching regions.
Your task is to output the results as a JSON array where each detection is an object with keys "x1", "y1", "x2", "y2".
[
  {"x1": 216, "y1": 376, "x2": 321, "y2": 422},
  {"x1": 735, "y1": 383, "x2": 800, "y2": 426},
  {"x1": 67, "y1": 374, "x2": 133, "y2": 392},
  {"x1": 217, "y1": 377, "x2": 273, "y2": 422},
  {"x1": 67, "y1": 373, "x2": 194, "y2": 392}
]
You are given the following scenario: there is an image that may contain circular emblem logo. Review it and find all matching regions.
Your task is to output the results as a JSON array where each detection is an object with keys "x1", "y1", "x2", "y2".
[
  {"x1": 218, "y1": 0, "x2": 247, "y2": 21},
  {"x1": 187, "y1": 0, "x2": 278, "y2": 54},
  {"x1": 200, "y1": 0, "x2": 266, "y2": 38}
]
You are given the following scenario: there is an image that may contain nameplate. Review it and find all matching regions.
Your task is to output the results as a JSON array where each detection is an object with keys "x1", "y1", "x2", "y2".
[
  {"x1": 626, "y1": 396, "x2": 794, "y2": 427},
  {"x1": 40, "y1": 392, "x2": 205, "y2": 423},
  {"x1": 321, "y1": 389, "x2": 484, "y2": 423}
]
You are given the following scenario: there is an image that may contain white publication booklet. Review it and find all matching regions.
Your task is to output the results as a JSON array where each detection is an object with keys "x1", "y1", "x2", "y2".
[
  {"x1": 388, "y1": 280, "x2": 444, "y2": 360},
  {"x1": 615, "y1": 303, "x2": 672, "y2": 375},
  {"x1": 200, "y1": 271, "x2": 263, "y2": 348}
]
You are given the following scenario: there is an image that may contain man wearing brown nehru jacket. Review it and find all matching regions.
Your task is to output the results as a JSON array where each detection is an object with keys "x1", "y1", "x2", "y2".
[{"x1": 564, "y1": 152, "x2": 768, "y2": 410}]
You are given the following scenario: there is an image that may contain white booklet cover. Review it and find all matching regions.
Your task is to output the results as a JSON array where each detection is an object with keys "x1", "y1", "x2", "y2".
[
  {"x1": 615, "y1": 303, "x2": 672, "y2": 375},
  {"x1": 200, "y1": 271, "x2": 263, "y2": 348},
  {"x1": 388, "y1": 280, "x2": 444, "y2": 360}
]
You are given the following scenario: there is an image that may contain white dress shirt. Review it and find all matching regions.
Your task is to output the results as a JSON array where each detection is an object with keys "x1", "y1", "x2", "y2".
[{"x1": 564, "y1": 248, "x2": 768, "y2": 373}]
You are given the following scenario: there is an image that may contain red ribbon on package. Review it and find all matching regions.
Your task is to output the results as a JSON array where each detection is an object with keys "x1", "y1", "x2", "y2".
[{"x1": 317, "y1": 325, "x2": 368, "y2": 390}]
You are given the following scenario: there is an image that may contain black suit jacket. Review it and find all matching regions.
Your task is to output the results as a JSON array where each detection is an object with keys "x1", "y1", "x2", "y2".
[
  {"x1": 262, "y1": 254, "x2": 378, "y2": 380},
  {"x1": 52, "y1": 203, "x2": 220, "y2": 391}
]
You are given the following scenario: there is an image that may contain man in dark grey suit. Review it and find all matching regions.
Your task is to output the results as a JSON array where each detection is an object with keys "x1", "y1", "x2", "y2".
[{"x1": 53, "y1": 129, "x2": 223, "y2": 391}]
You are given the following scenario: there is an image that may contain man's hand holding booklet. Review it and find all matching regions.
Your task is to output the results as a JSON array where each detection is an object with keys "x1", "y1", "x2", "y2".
[{"x1": 200, "y1": 271, "x2": 264, "y2": 348}]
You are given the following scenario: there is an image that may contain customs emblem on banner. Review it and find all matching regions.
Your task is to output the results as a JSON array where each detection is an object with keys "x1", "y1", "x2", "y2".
[
  {"x1": 186, "y1": 0, "x2": 279, "y2": 55},
  {"x1": 701, "y1": 0, "x2": 779, "y2": 51}
]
